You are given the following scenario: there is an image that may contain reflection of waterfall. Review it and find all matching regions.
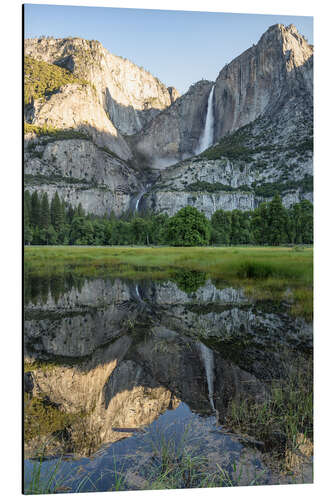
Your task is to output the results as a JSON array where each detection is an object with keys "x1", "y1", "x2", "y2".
[
  {"x1": 196, "y1": 85, "x2": 215, "y2": 154},
  {"x1": 134, "y1": 109, "x2": 142, "y2": 130},
  {"x1": 134, "y1": 283, "x2": 146, "y2": 305},
  {"x1": 197, "y1": 342, "x2": 215, "y2": 411}
]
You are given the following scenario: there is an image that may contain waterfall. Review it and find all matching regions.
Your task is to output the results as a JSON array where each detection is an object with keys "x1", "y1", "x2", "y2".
[
  {"x1": 134, "y1": 186, "x2": 148, "y2": 213},
  {"x1": 135, "y1": 194, "x2": 142, "y2": 212},
  {"x1": 197, "y1": 342, "x2": 215, "y2": 411},
  {"x1": 196, "y1": 84, "x2": 215, "y2": 154}
]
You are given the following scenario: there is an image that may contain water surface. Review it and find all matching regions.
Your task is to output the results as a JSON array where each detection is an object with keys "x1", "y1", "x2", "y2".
[{"x1": 24, "y1": 274, "x2": 313, "y2": 492}]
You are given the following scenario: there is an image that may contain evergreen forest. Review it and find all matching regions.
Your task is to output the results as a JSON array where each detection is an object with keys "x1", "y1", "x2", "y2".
[{"x1": 24, "y1": 190, "x2": 313, "y2": 247}]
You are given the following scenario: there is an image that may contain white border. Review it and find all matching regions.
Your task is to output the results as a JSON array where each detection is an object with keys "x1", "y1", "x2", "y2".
[{"x1": 1, "y1": 1, "x2": 332, "y2": 499}]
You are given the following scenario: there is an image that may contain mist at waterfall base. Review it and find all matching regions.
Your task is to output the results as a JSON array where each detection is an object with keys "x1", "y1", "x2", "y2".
[
  {"x1": 196, "y1": 85, "x2": 215, "y2": 155},
  {"x1": 151, "y1": 156, "x2": 181, "y2": 170},
  {"x1": 133, "y1": 85, "x2": 215, "y2": 214}
]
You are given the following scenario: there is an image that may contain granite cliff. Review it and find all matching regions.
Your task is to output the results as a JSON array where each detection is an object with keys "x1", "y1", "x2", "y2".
[
  {"x1": 24, "y1": 24, "x2": 313, "y2": 217},
  {"x1": 24, "y1": 37, "x2": 179, "y2": 135}
]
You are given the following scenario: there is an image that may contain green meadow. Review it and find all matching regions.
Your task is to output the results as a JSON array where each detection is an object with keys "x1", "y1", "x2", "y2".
[{"x1": 24, "y1": 245, "x2": 313, "y2": 320}]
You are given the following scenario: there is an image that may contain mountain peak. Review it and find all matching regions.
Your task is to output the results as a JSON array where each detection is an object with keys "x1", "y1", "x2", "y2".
[{"x1": 259, "y1": 23, "x2": 311, "y2": 52}]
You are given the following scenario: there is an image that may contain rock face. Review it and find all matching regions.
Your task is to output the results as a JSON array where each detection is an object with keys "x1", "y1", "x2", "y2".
[
  {"x1": 145, "y1": 188, "x2": 258, "y2": 217},
  {"x1": 213, "y1": 24, "x2": 313, "y2": 139},
  {"x1": 144, "y1": 109, "x2": 313, "y2": 216},
  {"x1": 24, "y1": 24, "x2": 313, "y2": 217},
  {"x1": 23, "y1": 37, "x2": 181, "y2": 213},
  {"x1": 27, "y1": 83, "x2": 132, "y2": 160},
  {"x1": 24, "y1": 134, "x2": 143, "y2": 216},
  {"x1": 132, "y1": 80, "x2": 214, "y2": 165},
  {"x1": 141, "y1": 24, "x2": 313, "y2": 215},
  {"x1": 24, "y1": 37, "x2": 177, "y2": 135},
  {"x1": 168, "y1": 86, "x2": 181, "y2": 103}
]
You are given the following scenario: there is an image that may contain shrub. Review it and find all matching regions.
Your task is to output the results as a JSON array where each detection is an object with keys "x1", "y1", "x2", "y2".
[{"x1": 237, "y1": 261, "x2": 275, "y2": 279}]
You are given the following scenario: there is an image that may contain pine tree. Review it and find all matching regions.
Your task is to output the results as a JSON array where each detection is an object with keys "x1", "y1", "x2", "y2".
[
  {"x1": 300, "y1": 199, "x2": 313, "y2": 244},
  {"x1": 24, "y1": 190, "x2": 31, "y2": 227},
  {"x1": 230, "y1": 211, "x2": 242, "y2": 244},
  {"x1": 61, "y1": 199, "x2": 66, "y2": 223},
  {"x1": 252, "y1": 202, "x2": 269, "y2": 245},
  {"x1": 30, "y1": 191, "x2": 40, "y2": 227},
  {"x1": 24, "y1": 225, "x2": 33, "y2": 245},
  {"x1": 77, "y1": 203, "x2": 85, "y2": 218},
  {"x1": 51, "y1": 192, "x2": 63, "y2": 231},
  {"x1": 46, "y1": 224, "x2": 57, "y2": 245},
  {"x1": 268, "y1": 194, "x2": 288, "y2": 245},
  {"x1": 211, "y1": 210, "x2": 231, "y2": 244},
  {"x1": 40, "y1": 192, "x2": 50, "y2": 229},
  {"x1": 67, "y1": 203, "x2": 75, "y2": 223}
]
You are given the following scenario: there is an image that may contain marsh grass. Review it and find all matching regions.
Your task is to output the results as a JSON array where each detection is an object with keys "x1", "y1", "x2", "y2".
[
  {"x1": 25, "y1": 450, "x2": 126, "y2": 494},
  {"x1": 25, "y1": 456, "x2": 112, "y2": 494},
  {"x1": 25, "y1": 455, "x2": 67, "y2": 494},
  {"x1": 224, "y1": 355, "x2": 313, "y2": 471},
  {"x1": 25, "y1": 439, "x2": 264, "y2": 493},
  {"x1": 24, "y1": 246, "x2": 313, "y2": 319},
  {"x1": 142, "y1": 423, "x2": 209, "y2": 489},
  {"x1": 24, "y1": 447, "x2": 97, "y2": 495},
  {"x1": 139, "y1": 424, "x2": 266, "y2": 489}
]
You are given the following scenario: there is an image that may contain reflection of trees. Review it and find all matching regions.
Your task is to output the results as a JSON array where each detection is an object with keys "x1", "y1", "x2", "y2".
[
  {"x1": 24, "y1": 273, "x2": 87, "y2": 305},
  {"x1": 40, "y1": 277, "x2": 49, "y2": 304},
  {"x1": 172, "y1": 270, "x2": 207, "y2": 294},
  {"x1": 50, "y1": 275, "x2": 65, "y2": 304}
]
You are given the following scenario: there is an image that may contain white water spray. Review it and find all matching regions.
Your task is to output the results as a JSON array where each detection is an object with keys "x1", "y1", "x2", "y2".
[
  {"x1": 197, "y1": 342, "x2": 215, "y2": 411},
  {"x1": 196, "y1": 85, "x2": 215, "y2": 154}
]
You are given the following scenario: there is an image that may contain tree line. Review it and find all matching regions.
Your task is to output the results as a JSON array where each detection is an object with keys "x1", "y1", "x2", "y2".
[{"x1": 24, "y1": 190, "x2": 313, "y2": 247}]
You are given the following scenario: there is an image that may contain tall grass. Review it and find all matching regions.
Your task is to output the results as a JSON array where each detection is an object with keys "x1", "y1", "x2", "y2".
[
  {"x1": 24, "y1": 246, "x2": 313, "y2": 284},
  {"x1": 25, "y1": 443, "x2": 265, "y2": 493},
  {"x1": 140, "y1": 424, "x2": 266, "y2": 489},
  {"x1": 24, "y1": 246, "x2": 313, "y2": 319},
  {"x1": 25, "y1": 456, "x2": 64, "y2": 494},
  {"x1": 224, "y1": 354, "x2": 313, "y2": 472},
  {"x1": 24, "y1": 452, "x2": 126, "y2": 494}
]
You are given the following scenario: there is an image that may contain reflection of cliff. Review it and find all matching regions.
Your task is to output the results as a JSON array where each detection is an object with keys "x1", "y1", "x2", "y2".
[
  {"x1": 24, "y1": 278, "x2": 146, "y2": 358},
  {"x1": 24, "y1": 276, "x2": 312, "y2": 458},
  {"x1": 25, "y1": 335, "x2": 179, "y2": 456},
  {"x1": 25, "y1": 277, "x2": 312, "y2": 361},
  {"x1": 25, "y1": 327, "x2": 265, "y2": 458}
]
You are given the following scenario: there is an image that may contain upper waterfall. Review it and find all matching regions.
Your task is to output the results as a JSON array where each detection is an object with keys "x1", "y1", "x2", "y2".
[{"x1": 195, "y1": 84, "x2": 215, "y2": 154}]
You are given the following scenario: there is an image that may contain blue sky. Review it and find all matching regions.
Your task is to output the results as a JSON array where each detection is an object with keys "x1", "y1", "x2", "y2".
[{"x1": 24, "y1": 4, "x2": 313, "y2": 94}]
